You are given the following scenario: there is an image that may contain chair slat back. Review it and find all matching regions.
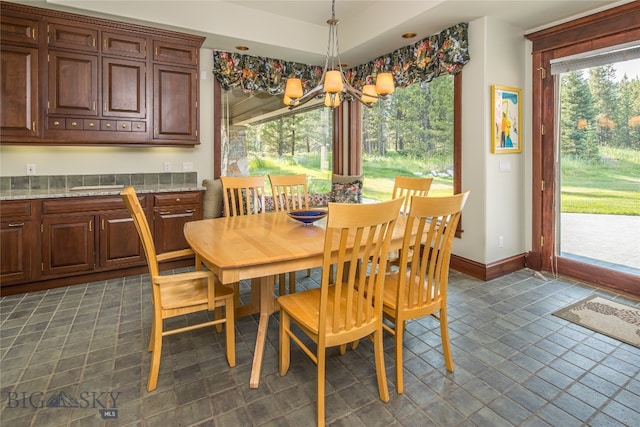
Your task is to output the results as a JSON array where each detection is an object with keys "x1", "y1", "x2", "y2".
[
  {"x1": 269, "y1": 174, "x2": 309, "y2": 212},
  {"x1": 392, "y1": 176, "x2": 433, "y2": 215},
  {"x1": 221, "y1": 176, "x2": 266, "y2": 216},
  {"x1": 320, "y1": 198, "x2": 403, "y2": 336},
  {"x1": 121, "y1": 186, "x2": 159, "y2": 277},
  {"x1": 398, "y1": 191, "x2": 469, "y2": 310}
]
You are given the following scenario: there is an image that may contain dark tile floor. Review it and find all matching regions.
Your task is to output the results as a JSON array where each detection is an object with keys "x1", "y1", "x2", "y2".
[{"x1": 1, "y1": 268, "x2": 639, "y2": 427}]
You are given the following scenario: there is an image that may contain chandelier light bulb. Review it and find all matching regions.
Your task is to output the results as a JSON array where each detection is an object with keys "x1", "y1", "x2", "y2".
[{"x1": 362, "y1": 85, "x2": 378, "y2": 104}]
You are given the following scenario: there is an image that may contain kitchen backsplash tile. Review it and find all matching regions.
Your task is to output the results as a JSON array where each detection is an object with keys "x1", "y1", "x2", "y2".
[{"x1": 2, "y1": 173, "x2": 198, "y2": 194}]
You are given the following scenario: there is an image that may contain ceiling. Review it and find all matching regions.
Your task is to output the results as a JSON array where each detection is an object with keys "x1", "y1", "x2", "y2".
[{"x1": 25, "y1": 0, "x2": 630, "y2": 123}]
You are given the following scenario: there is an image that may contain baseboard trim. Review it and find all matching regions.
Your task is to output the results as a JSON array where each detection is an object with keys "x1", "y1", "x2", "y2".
[{"x1": 451, "y1": 253, "x2": 527, "y2": 281}]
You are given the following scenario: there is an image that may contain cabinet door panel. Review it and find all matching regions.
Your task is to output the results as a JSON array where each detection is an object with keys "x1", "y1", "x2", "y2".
[
  {"x1": 103, "y1": 32, "x2": 147, "y2": 59},
  {"x1": 153, "y1": 64, "x2": 197, "y2": 140},
  {"x1": 1, "y1": 15, "x2": 38, "y2": 46},
  {"x1": 42, "y1": 215, "x2": 95, "y2": 276},
  {"x1": 153, "y1": 40, "x2": 197, "y2": 65},
  {"x1": 48, "y1": 50, "x2": 98, "y2": 116},
  {"x1": 0, "y1": 45, "x2": 39, "y2": 137},
  {"x1": 103, "y1": 58, "x2": 146, "y2": 118},
  {"x1": 153, "y1": 207, "x2": 198, "y2": 254},
  {"x1": 99, "y1": 212, "x2": 145, "y2": 268},
  {"x1": 48, "y1": 22, "x2": 97, "y2": 52},
  {"x1": 0, "y1": 221, "x2": 33, "y2": 284}
]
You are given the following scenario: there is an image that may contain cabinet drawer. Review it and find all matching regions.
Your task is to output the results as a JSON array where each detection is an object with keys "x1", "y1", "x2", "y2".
[
  {"x1": 154, "y1": 192, "x2": 201, "y2": 207},
  {"x1": 153, "y1": 40, "x2": 198, "y2": 65},
  {"x1": 117, "y1": 120, "x2": 131, "y2": 131},
  {"x1": 43, "y1": 195, "x2": 146, "y2": 214},
  {"x1": 131, "y1": 121, "x2": 146, "y2": 132},
  {"x1": 102, "y1": 32, "x2": 147, "y2": 59},
  {"x1": 1, "y1": 15, "x2": 38, "y2": 46},
  {"x1": 101, "y1": 120, "x2": 117, "y2": 131},
  {"x1": 66, "y1": 118, "x2": 83, "y2": 130},
  {"x1": 0, "y1": 200, "x2": 33, "y2": 218},
  {"x1": 48, "y1": 21, "x2": 98, "y2": 52},
  {"x1": 84, "y1": 119, "x2": 99, "y2": 130},
  {"x1": 48, "y1": 118, "x2": 65, "y2": 130}
]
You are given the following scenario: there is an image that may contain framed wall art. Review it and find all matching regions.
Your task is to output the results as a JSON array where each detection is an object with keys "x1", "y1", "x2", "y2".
[{"x1": 491, "y1": 85, "x2": 522, "y2": 153}]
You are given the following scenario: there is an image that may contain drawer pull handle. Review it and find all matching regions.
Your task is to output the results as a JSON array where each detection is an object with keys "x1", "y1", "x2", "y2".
[
  {"x1": 54, "y1": 121, "x2": 60, "y2": 126},
  {"x1": 89, "y1": 122, "x2": 94, "y2": 127},
  {"x1": 176, "y1": 198, "x2": 181, "y2": 202},
  {"x1": 136, "y1": 124, "x2": 141, "y2": 129},
  {"x1": 71, "y1": 122, "x2": 78, "y2": 127},
  {"x1": 186, "y1": 209, "x2": 195, "y2": 213},
  {"x1": 106, "y1": 123, "x2": 111, "y2": 128},
  {"x1": 8, "y1": 222, "x2": 25, "y2": 227},
  {"x1": 122, "y1": 124, "x2": 127, "y2": 128}
]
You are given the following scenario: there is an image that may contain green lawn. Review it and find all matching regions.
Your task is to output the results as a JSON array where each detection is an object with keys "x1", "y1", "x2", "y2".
[
  {"x1": 561, "y1": 147, "x2": 640, "y2": 215},
  {"x1": 249, "y1": 147, "x2": 639, "y2": 215}
]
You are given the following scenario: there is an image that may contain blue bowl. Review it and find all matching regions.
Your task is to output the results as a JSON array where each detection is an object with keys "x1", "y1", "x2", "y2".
[{"x1": 288, "y1": 209, "x2": 327, "y2": 225}]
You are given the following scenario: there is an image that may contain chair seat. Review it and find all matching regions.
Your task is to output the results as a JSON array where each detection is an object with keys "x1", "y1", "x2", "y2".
[
  {"x1": 278, "y1": 287, "x2": 376, "y2": 342},
  {"x1": 160, "y1": 280, "x2": 233, "y2": 311}
]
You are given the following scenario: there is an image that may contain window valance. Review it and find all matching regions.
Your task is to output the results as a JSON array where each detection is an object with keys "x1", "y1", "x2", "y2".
[{"x1": 212, "y1": 22, "x2": 469, "y2": 94}]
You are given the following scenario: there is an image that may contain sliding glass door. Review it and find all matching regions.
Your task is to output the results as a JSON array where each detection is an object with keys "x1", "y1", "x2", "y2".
[{"x1": 555, "y1": 58, "x2": 640, "y2": 277}]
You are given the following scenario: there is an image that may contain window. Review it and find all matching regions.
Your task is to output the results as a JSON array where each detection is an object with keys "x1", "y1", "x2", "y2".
[{"x1": 361, "y1": 75, "x2": 455, "y2": 200}]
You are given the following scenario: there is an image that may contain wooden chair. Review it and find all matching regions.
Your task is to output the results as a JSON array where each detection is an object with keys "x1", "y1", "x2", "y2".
[
  {"x1": 220, "y1": 175, "x2": 266, "y2": 217},
  {"x1": 278, "y1": 197, "x2": 403, "y2": 427},
  {"x1": 220, "y1": 175, "x2": 267, "y2": 306},
  {"x1": 120, "y1": 186, "x2": 235, "y2": 392},
  {"x1": 392, "y1": 175, "x2": 433, "y2": 214},
  {"x1": 268, "y1": 173, "x2": 310, "y2": 295},
  {"x1": 382, "y1": 191, "x2": 469, "y2": 394},
  {"x1": 388, "y1": 176, "x2": 433, "y2": 268}
]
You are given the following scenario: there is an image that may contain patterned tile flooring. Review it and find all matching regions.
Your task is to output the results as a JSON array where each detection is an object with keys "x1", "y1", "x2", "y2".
[{"x1": 1, "y1": 268, "x2": 639, "y2": 426}]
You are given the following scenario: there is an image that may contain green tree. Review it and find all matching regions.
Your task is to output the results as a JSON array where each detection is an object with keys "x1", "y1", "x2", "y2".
[
  {"x1": 589, "y1": 65, "x2": 618, "y2": 147},
  {"x1": 560, "y1": 71, "x2": 599, "y2": 162}
]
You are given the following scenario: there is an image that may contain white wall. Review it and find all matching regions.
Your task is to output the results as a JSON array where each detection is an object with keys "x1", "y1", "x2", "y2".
[
  {"x1": 0, "y1": 48, "x2": 216, "y2": 183},
  {"x1": 455, "y1": 17, "x2": 529, "y2": 265}
]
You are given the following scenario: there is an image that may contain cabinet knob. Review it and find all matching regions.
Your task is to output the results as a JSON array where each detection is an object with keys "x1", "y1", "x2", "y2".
[
  {"x1": 176, "y1": 198, "x2": 181, "y2": 202},
  {"x1": 53, "y1": 121, "x2": 60, "y2": 126},
  {"x1": 122, "y1": 124, "x2": 127, "y2": 129},
  {"x1": 71, "y1": 122, "x2": 78, "y2": 127},
  {"x1": 106, "y1": 123, "x2": 111, "y2": 128},
  {"x1": 136, "y1": 124, "x2": 141, "y2": 129},
  {"x1": 89, "y1": 122, "x2": 94, "y2": 127}
]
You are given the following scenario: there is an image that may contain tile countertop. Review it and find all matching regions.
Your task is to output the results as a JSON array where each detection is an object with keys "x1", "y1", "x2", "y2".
[{"x1": 0, "y1": 184, "x2": 205, "y2": 201}]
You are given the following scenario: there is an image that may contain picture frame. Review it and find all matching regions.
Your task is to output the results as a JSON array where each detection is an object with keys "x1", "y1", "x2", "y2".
[{"x1": 491, "y1": 85, "x2": 522, "y2": 153}]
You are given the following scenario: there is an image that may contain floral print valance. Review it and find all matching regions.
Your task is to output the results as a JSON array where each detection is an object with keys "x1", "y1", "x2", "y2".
[{"x1": 212, "y1": 22, "x2": 469, "y2": 94}]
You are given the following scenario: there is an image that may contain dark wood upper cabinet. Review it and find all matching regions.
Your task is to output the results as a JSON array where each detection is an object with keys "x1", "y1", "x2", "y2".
[
  {"x1": 102, "y1": 31, "x2": 147, "y2": 59},
  {"x1": 103, "y1": 57, "x2": 146, "y2": 118},
  {"x1": 47, "y1": 50, "x2": 98, "y2": 116},
  {"x1": 48, "y1": 21, "x2": 98, "y2": 52},
  {"x1": 0, "y1": 1, "x2": 204, "y2": 147},
  {"x1": 153, "y1": 64, "x2": 197, "y2": 140},
  {"x1": 0, "y1": 14, "x2": 38, "y2": 45},
  {"x1": 0, "y1": 44, "x2": 39, "y2": 138}
]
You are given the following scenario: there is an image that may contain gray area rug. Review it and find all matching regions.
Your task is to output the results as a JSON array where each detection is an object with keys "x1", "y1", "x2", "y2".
[{"x1": 553, "y1": 296, "x2": 640, "y2": 348}]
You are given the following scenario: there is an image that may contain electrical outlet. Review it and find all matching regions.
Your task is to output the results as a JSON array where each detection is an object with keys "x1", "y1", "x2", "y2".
[
  {"x1": 26, "y1": 163, "x2": 36, "y2": 176},
  {"x1": 163, "y1": 162, "x2": 171, "y2": 172},
  {"x1": 182, "y1": 161, "x2": 193, "y2": 172}
]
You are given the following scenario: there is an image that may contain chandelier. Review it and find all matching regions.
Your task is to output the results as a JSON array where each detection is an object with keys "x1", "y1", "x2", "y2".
[{"x1": 283, "y1": 0, "x2": 395, "y2": 109}]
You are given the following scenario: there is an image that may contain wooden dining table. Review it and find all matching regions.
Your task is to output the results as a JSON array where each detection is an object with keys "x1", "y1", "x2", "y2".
[{"x1": 183, "y1": 210, "x2": 410, "y2": 388}]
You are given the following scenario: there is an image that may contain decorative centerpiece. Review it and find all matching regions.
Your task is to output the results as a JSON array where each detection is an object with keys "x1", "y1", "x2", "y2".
[{"x1": 287, "y1": 209, "x2": 327, "y2": 225}]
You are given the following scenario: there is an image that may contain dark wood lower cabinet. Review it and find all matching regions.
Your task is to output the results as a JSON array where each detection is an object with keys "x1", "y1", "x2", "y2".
[
  {"x1": 0, "y1": 190, "x2": 202, "y2": 295},
  {"x1": 0, "y1": 219, "x2": 34, "y2": 283},
  {"x1": 99, "y1": 211, "x2": 146, "y2": 268},
  {"x1": 42, "y1": 214, "x2": 95, "y2": 276}
]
